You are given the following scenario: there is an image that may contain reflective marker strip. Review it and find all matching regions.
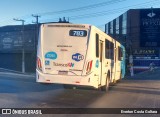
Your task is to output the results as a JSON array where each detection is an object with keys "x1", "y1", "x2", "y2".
[{"x1": 86, "y1": 60, "x2": 93, "y2": 73}]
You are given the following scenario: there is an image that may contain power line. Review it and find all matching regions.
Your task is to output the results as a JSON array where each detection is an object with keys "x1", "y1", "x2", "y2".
[
  {"x1": 66, "y1": 0, "x2": 160, "y2": 20},
  {"x1": 0, "y1": 0, "x2": 125, "y2": 24},
  {"x1": 39, "y1": 0, "x2": 159, "y2": 23},
  {"x1": 0, "y1": 0, "x2": 160, "y2": 26},
  {"x1": 38, "y1": 0, "x2": 127, "y2": 16}
]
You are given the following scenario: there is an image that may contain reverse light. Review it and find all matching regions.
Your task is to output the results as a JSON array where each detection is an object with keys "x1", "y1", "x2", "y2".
[{"x1": 37, "y1": 57, "x2": 42, "y2": 72}]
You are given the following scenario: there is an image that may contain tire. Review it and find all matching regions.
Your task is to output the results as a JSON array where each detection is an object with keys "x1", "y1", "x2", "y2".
[
  {"x1": 117, "y1": 73, "x2": 122, "y2": 83},
  {"x1": 113, "y1": 79, "x2": 117, "y2": 85},
  {"x1": 39, "y1": 83, "x2": 51, "y2": 85},
  {"x1": 101, "y1": 76, "x2": 110, "y2": 92}
]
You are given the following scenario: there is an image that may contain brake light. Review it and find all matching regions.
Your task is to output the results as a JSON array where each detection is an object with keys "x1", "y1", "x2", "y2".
[
  {"x1": 37, "y1": 57, "x2": 42, "y2": 71},
  {"x1": 86, "y1": 60, "x2": 93, "y2": 74}
]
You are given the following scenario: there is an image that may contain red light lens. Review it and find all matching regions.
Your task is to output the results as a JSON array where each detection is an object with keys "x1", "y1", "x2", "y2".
[
  {"x1": 37, "y1": 57, "x2": 42, "y2": 71},
  {"x1": 86, "y1": 60, "x2": 93, "y2": 74}
]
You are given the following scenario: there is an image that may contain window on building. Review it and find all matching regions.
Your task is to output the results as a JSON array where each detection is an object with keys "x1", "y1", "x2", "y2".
[
  {"x1": 105, "y1": 24, "x2": 109, "y2": 34},
  {"x1": 116, "y1": 18, "x2": 119, "y2": 34},
  {"x1": 122, "y1": 12, "x2": 127, "y2": 34},
  {"x1": 110, "y1": 21, "x2": 113, "y2": 34}
]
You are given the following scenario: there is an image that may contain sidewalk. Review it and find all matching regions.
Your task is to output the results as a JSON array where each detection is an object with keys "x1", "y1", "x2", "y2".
[
  {"x1": 124, "y1": 68, "x2": 160, "y2": 80},
  {"x1": 0, "y1": 68, "x2": 35, "y2": 77}
]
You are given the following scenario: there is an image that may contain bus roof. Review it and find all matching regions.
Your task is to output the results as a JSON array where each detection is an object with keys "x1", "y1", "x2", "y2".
[{"x1": 41, "y1": 23, "x2": 91, "y2": 29}]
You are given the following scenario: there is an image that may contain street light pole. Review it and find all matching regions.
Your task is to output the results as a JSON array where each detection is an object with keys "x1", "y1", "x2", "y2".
[
  {"x1": 32, "y1": 14, "x2": 40, "y2": 51},
  {"x1": 13, "y1": 18, "x2": 25, "y2": 73}
]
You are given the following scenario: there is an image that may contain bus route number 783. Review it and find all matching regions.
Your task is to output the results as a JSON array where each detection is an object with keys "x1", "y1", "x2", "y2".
[{"x1": 69, "y1": 30, "x2": 87, "y2": 37}]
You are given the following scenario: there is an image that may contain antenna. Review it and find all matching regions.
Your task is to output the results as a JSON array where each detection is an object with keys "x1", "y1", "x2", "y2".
[
  {"x1": 63, "y1": 17, "x2": 66, "y2": 22},
  {"x1": 59, "y1": 18, "x2": 62, "y2": 22}
]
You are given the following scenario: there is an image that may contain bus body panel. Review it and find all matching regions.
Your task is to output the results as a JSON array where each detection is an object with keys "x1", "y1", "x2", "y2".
[
  {"x1": 41, "y1": 24, "x2": 89, "y2": 76},
  {"x1": 36, "y1": 23, "x2": 125, "y2": 89},
  {"x1": 36, "y1": 69, "x2": 99, "y2": 88},
  {"x1": 115, "y1": 42, "x2": 121, "y2": 80}
]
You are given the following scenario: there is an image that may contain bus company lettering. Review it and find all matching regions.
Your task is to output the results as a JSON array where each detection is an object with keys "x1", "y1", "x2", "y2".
[{"x1": 53, "y1": 62, "x2": 74, "y2": 67}]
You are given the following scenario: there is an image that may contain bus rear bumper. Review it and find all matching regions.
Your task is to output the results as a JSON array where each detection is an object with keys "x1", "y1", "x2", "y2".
[{"x1": 36, "y1": 69, "x2": 99, "y2": 88}]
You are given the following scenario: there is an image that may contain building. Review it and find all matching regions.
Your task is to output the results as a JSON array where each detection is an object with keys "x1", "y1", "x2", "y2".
[
  {"x1": 105, "y1": 8, "x2": 160, "y2": 73},
  {"x1": 0, "y1": 24, "x2": 37, "y2": 72},
  {"x1": 0, "y1": 19, "x2": 69, "y2": 73}
]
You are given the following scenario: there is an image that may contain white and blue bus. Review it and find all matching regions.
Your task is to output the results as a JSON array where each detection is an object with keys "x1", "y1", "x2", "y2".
[{"x1": 36, "y1": 23, "x2": 125, "y2": 92}]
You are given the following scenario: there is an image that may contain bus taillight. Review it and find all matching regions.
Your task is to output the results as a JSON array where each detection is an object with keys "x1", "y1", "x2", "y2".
[{"x1": 37, "y1": 57, "x2": 42, "y2": 71}]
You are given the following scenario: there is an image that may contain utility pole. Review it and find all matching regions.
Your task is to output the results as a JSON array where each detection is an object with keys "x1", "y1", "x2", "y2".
[
  {"x1": 32, "y1": 14, "x2": 40, "y2": 52},
  {"x1": 13, "y1": 18, "x2": 25, "y2": 73}
]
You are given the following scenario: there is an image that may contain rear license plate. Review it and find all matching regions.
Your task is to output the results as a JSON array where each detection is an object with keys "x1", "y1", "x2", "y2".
[{"x1": 58, "y1": 71, "x2": 68, "y2": 75}]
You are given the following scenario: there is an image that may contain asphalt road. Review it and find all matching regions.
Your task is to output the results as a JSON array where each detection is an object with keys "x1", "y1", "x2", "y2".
[{"x1": 0, "y1": 71, "x2": 160, "y2": 117}]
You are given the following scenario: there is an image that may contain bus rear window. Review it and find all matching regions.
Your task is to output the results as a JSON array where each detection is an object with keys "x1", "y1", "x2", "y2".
[{"x1": 69, "y1": 30, "x2": 87, "y2": 37}]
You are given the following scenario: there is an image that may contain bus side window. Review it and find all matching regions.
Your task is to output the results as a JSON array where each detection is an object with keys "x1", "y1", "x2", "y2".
[
  {"x1": 96, "y1": 33, "x2": 99, "y2": 58},
  {"x1": 118, "y1": 46, "x2": 123, "y2": 61},
  {"x1": 105, "y1": 39, "x2": 110, "y2": 59},
  {"x1": 110, "y1": 42, "x2": 114, "y2": 60},
  {"x1": 121, "y1": 47, "x2": 123, "y2": 60}
]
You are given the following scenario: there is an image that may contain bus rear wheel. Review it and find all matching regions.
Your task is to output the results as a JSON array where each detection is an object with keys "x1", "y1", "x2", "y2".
[
  {"x1": 117, "y1": 72, "x2": 122, "y2": 83},
  {"x1": 101, "y1": 76, "x2": 110, "y2": 92}
]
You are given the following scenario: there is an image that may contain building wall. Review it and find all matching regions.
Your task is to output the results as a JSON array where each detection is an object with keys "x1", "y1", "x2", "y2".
[
  {"x1": 0, "y1": 22, "x2": 68, "y2": 73},
  {"x1": 139, "y1": 8, "x2": 160, "y2": 47},
  {"x1": 128, "y1": 9, "x2": 140, "y2": 49},
  {"x1": 0, "y1": 24, "x2": 37, "y2": 73},
  {"x1": 0, "y1": 53, "x2": 36, "y2": 72},
  {"x1": 105, "y1": 8, "x2": 160, "y2": 73}
]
